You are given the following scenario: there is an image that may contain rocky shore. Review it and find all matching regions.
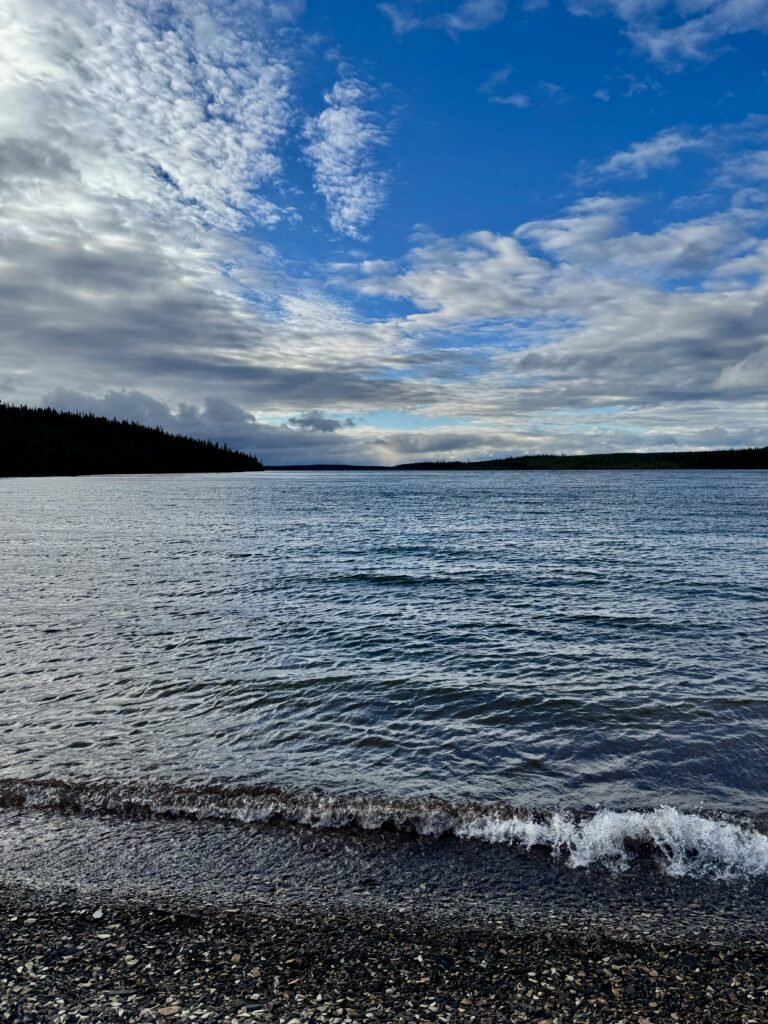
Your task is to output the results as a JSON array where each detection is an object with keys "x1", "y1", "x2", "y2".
[{"x1": 0, "y1": 886, "x2": 766, "y2": 1024}]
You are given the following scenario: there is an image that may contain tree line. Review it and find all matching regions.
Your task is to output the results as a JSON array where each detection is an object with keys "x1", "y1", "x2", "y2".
[
  {"x1": 0, "y1": 403, "x2": 263, "y2": 477},
  {"x1": 395, "y1": 448, "x2": 768, "y2": 471}
]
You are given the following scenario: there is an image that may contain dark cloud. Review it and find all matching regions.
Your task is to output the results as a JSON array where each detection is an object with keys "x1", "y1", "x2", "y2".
[
  {"x1": 287, "y1": 411, "x2": 356, "y2": 432},
  {"x1": 41, "y1": 389, "x2": 382, "y2": 466}
]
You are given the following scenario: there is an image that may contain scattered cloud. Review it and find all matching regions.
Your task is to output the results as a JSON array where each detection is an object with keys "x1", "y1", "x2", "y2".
[
  {"x1": 594, "y1": 116, "x2": 768, "y2": 180},
  {"x1": 442, "y1": 0, "x2": 509, "y2": 33},
  {"x1": 567, "y1": 0, "x2": 768, "y2": 64},
  {"x1": 491, "y1": 93, "x2": 531, "y2": 108},
  {"x1": 539, "y1": 81, "x2": 567, "y2": 101},
  {"x1": 351, "y1": 164, "x2": 768, "y2": 444},
  {"x1": 384, "y1": 0, "x2": 765, "y2": 54},
  {"x1": 594, "y1": 89, "x2": 611, "y2": 101},
  {"x1": 482, "y1": 74, "x2": 567, "y2": 109},
  {"x1": 380, "y1": 0, "x2": 508, "y2": 35},
  {"x1": 304, "y1": 77, "x2": 389, "y2": 237},
  {"x1": 1, "y1": 0, "x2": 766, "y2": 463},
  {"x1": 597, "y1": 129, "x2": 704, "y2": 177},
  {"x1": 0, "y1": 0, "x2": 297, "y2": 232},
  {"x1": 617, "y1": 74, "x2": 663, "y2": 98},
  {"x1": 479, "y1": 65, "x2": 514, "y2": 94}
]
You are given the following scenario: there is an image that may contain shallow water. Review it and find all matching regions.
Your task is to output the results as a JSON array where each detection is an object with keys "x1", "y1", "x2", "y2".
[{"x1": 1, "y1": 470, "x2": 767, "y2": 878}]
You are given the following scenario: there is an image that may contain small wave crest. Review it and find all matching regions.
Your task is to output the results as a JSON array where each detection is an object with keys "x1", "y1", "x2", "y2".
[{"x1": 1, "y1": 778, "x2": 767, "y2": 880}]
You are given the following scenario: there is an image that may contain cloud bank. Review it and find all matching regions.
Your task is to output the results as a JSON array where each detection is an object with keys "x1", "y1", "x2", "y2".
[{"x1": 0, "y1": 1, "x2": 766, "y2": 463}]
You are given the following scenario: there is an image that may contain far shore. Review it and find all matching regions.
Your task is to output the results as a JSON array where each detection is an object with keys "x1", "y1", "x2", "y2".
[{"x1": 266, "y1": 446, "x2": 768, "y2": 472}]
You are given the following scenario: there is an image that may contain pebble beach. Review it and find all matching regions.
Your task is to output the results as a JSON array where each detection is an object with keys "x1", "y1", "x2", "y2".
[{"x1": 1, "y1": 885, "x2": 767, "y2": 1024}]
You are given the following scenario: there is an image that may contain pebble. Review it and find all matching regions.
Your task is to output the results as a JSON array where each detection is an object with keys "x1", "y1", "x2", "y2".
[{"x1": 0, "y1": 885, "x2": 766, "y2": 1022}]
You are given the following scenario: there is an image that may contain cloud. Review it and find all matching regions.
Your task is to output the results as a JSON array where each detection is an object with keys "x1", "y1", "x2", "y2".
[
  {"x1": 593, "y1": 89, "x2": 611, "y2": 101},
  {"x1": 0, "y1": 0, "x2": 425, "y2": 431},
  {"x1": 380, "y1": 0, "x2": 508, "y2": 34},
  {"x1": 633, "y1": 0, "x2": 768, "y2": 63},
  {"x1": 442, "y1": 0, "x2": 509, "y2": 32},
  {"x1": 304, "y1": 77, "x2": 389, "y2": 237},
  {"x1": 482, "y1": 75, "x2": 566, "y2": 109},
  {"x1": 0, "y1": 0, "x2": 295, "y2": 231},
  {"x1": 479, "y1": 66, "x2": 514, "y2": 94},
  {"x1": 287, "y1": 410, "x2": 356, "y2": 432},
  {"x1": 41, "y1": 388, "x2": 383, "y2": 465},
  {"x1": 567, "y1": 0, "x2": 767, "y2": 63},
  {"x1": 1, "y1": 1, "x2": 766, "y2": 463},
  {"x1": 491, "y1": 93, "x2": 531, "y2": 108},
  {"x1": 539, "y1": 81, "x2": 567, "y2": 100},
  {"x1": 617, "y1": 74, "x2": 662, "y2": 97},
  {"x1": 382, "y1": 0, "x2": 764, "y2": 55},
  {"x1": 594, "y1": 117, "x2": 768, "y2": 180},
  {"x1": 597, "y1": 129, "x2": 704, "y2": 177},
  {"x1": 351, "y1": 167, "x2": 768, "y2": 441}
]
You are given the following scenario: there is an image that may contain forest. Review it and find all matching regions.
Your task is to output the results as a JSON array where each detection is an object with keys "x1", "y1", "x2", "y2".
[
  {"x1": 0, "y1": 403, "x2": 263, "y2": 477},
  {"x1": 395, "y1": 448, "x2": 768, "y2": 470}
]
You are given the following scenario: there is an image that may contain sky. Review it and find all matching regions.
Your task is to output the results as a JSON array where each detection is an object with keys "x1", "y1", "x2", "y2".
[{"x1": 1, "y1": 0, "x2": 766, "y2": 465}]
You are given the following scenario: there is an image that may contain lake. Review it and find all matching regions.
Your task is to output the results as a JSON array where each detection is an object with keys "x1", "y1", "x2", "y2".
[{"x1": 1, "y1": 470, "x2": 767, "y2": 879}]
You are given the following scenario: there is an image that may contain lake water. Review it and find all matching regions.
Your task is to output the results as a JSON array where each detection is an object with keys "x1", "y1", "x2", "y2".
[{"x1": 1, "y1": 470, "x2": 767, "y2": 881}]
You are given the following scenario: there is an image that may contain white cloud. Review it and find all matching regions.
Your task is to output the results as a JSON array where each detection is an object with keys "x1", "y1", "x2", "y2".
[
  {"x1": 568, "y1": 0, "x2": 767, "y2": 63},
  {"x1": 479, "y1": 66, "x2": 514, "y2": 94},
  {"x1": 378, "y1": 2, "x2": 423, "y2": 33},
  {"x1": 491, "y1": 93, "x2": 531, "y2": 108},
  {"x1": 482, "y1": 75, "x2": 566, "y2": 110},
  {"x1": 383, "y1": 0, "x2": 765, "y2": 54},
  {"x1": 351, "y1": 174, "x2": 768, "y2": 440},
  {"x1": 594, "y1": 117, "x2": 768, "y2": 182},
  {"x1": 0, "y1": 0, "x2": 421, "y2": 446},
  {"x1": 380, "y1": 0, "x2": 508, "y2": 34},
  {"x1": 443, "y1": 0, "x2": 509, "y2": 32},
  {"x1": 597, "y1": 129, "x2": 704, "y2": 177},
  {"x1": 304, "y1": 78, "x2": 389, "y2": 238},
  {"x1": 0, "y1": 0, "x2": 296, "y2": 231}
]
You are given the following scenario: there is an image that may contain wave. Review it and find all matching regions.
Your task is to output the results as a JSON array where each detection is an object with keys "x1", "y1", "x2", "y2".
[{"x1": 1, "y1": 778, "x2": 767, "y2": 880}]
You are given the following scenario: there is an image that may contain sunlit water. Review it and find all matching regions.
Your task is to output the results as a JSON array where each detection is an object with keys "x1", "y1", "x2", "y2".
[{"x1": 1, "y1": 470, "x2": 767, "y2": 878}]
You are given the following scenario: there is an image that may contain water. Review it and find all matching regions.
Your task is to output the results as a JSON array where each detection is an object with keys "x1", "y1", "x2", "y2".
[{"x1": 1, "y1": 470, "x2": 767, "y2": 882}]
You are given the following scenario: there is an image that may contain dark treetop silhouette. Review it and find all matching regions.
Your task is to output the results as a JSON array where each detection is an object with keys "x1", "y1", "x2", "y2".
[
  {"x1": 393, "y1": 448, "x2": 768, "y2": 470},
  {"x1": 270, "y1": 448, "x2": 768, "y2": 470},
  {"x1": 0, "y1": 403, "x2": 263, "y2": 477}
]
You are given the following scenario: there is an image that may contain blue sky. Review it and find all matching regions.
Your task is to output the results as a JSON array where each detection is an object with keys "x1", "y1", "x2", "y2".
[{"x1": 0, "y1": 0, "x2": 766, "y2": 463}]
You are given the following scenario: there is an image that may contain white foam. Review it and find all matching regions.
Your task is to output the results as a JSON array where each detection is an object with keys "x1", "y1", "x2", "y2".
[
  {"x1": 3, "y1": 779, "x2": 768, "y2": 880},
  {"x1": 455, "y1": 806, "x2": 768, "y2": 878}
]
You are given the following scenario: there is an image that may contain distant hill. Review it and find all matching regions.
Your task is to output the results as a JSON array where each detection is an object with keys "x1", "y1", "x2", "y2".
[
  {"x1": 0, "y1": 403, "x2": 263, "y2": 477},
  {"x1": 395, "y1": 448, "x2": 768, "y2": 471}
]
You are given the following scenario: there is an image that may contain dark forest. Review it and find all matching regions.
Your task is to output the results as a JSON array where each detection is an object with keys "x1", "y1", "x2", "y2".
[{"x1": 0, "y1": 404, "x2": 263, "y2": 477}]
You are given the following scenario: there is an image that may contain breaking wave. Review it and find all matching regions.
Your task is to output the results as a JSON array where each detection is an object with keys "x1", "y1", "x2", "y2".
[{"x1": 2, "y1": 778, "x2": 767, "y2": 880}]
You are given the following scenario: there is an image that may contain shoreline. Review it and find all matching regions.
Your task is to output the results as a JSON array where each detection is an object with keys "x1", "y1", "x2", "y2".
[{"x1": 1, "y1": 883, "x2": 766, "y2": 1023}]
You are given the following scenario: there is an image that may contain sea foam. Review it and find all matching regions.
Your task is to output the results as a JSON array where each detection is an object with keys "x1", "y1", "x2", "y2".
[
  {"x1": 1, "y1": 778, "x2": 766, "y2": 880},
  {"x1": 456, "y1": 806, "x2": 768, "y2": 878}
]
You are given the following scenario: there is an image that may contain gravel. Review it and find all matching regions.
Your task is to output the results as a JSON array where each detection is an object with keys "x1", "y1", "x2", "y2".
[{"x1": 0, "y1": 885, "x2": 766, "y2": 1023}]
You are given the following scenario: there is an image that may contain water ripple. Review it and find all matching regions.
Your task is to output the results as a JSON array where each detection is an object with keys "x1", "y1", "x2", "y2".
[{"x1": 0, "y1": 470, "x2": 766, "y2": 814}]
